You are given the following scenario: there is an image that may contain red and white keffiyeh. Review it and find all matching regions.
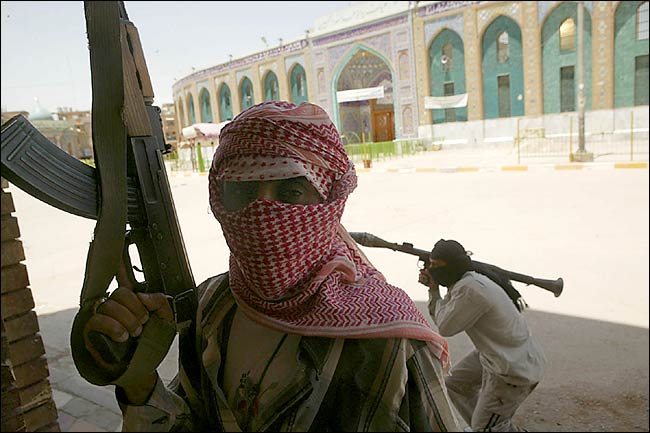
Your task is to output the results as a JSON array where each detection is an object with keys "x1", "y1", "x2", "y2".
[{"x1": 208, "y1": 101, "x2": 448, "y2": 367}]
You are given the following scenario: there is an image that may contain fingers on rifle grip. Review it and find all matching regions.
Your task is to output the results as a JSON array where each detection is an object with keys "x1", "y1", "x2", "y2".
[{"x1": 137, "y1": 293, "x2": 174, "y2": 322}]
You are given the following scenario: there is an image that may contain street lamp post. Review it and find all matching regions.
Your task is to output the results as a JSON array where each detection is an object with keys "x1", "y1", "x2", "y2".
[{"x1": 574, "y1": 0, "x2": 593, "y2": 162}]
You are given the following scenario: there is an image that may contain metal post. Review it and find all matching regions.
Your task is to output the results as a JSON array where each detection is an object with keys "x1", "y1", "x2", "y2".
[
  {"x1": 197, "y1": 142, "x2": 205, "y2": 173},
  {"x1": 630, "y1": 110, "x2": 634, "y2": 161},
  {"x1": 362, "y1": 131, "x2": 370, "y2": 168},
  {"x1": 574, "y1": 0, "x2": 593, "y2": 161},
  {"x1": 517, "y1": 117, "x2": 521, "y2": 165},
  {"x1": 569, "y1": 116, "x2": 574, "y2": 160}
]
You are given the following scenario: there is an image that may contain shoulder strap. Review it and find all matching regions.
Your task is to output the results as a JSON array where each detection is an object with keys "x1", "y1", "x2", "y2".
[
  {"x1": 177, "y1": 273, "x2": 230, "y2": 430},
  {"x1": 292, "y1": 338, "x2": 345, "y2": 432}
]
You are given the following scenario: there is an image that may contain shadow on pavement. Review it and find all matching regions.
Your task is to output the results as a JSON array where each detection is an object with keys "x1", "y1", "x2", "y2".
[{"x1": 37, "y1": 305, "x2": 649, "y2": 432}]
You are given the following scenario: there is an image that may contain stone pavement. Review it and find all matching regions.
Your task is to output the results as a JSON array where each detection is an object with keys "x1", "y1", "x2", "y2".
[
  {"x1": 37, "y1": 146, "x2": 647, "y2": 432},
  {"x1": 39, "y1": 308, "x2": 180, "y2": 432}
]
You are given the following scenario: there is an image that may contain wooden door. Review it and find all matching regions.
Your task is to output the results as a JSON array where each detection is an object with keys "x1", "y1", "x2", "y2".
[{"x1": 372, "y1": 111, "x2": 394, "y2": 142}]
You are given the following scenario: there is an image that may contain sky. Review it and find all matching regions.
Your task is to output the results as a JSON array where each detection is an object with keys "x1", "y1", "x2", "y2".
[{"x1": 1, "y1": 1, "x2": 358, "y2": 114}]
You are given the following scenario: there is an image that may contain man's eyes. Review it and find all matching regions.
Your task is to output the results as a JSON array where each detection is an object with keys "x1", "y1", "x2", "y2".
[
  {"x1": 279, "y1": 184, "x2": 306, "y2": 198},
  {"x1": 223, "y1": 178, "x2": 319, "y2": 209},
  {"x1": 231, "y1": 183, "x2": 256, "y2": 195}
]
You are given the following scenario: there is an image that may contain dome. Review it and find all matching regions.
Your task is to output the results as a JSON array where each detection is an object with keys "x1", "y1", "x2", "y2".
[{"x1": 29, "y1": 98, "x2": 54, "y2": 121}]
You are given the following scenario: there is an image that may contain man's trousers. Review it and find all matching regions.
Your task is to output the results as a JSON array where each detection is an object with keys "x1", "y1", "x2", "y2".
[{"x1": 445, "y1": 350, "x2": 537, "y2": 432}]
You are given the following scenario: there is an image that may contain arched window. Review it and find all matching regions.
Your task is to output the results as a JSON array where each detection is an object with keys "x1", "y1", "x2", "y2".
[
  {"x1": 542, "y1": 3, "x2": 593, "y2": 113},
  {"x1": 615, "y1": 1, "x2": 649, "y2": 107},
  {"x1": 219, "y1": 84, "x2": 233, "y2": 121},
  {"x1": 290, "y1": 64, "x2": 308, "y2": 104},
  {"x1": 482, "y1": 16, "x2": 524, "y2": 118},
  {"x1": 297, "y1": 75, "x2": 304, "y2": 96},
  {"x1": 429, "y1": 29, "x2": 467, "y2": 123},
  {"x1": 264, "y1": 71, "x2": 280, "y2": 101},
  {"x1": 560, "y1": 18, "x2": 576, "y2": 51},
  {"x1": 497, "y1": 31, "x2": 510, "y2": 63},
  {"x1": 638, "y1": 2, "x2": 649, "y2": 40},
  {"x1": 442, "y1": 42, "x2": 454, "y2": 72},
  {"x1": 240, "y1": 77, "x2": 254, "y2": 110},
  {"x1": 200, "y1": 89, "x2": 213, "y2": 123},
  {"x1": 187, "y1": 94, "x2": 195, "y2": 124}
]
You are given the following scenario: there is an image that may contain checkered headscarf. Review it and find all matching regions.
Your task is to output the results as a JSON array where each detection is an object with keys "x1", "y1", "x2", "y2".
[{"x1": 208, "y1": 101, "x2": 448, "y2": 366}]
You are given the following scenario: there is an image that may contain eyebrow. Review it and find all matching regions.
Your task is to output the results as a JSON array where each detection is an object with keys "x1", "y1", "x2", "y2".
[{"x1": 280, "y1": 177, "x2": 311, "y2": 187}]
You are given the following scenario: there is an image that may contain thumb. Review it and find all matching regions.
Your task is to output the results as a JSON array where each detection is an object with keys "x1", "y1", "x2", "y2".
[{"x1": 137, "y1": 292, "x2": 174, "y2": 322}]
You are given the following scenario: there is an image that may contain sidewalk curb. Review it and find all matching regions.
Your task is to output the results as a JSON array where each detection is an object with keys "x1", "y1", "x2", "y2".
[
  {"x1": 167, "y1": 162, "x2": 647, "y2": 177},
  {"x1": 354, "y1": 161, "x2": 647, "y2": 174}
]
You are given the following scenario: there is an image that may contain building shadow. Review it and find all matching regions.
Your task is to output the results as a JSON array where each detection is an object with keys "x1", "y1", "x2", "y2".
[
  {"x1": 36, "y1": 305, "x2": 649, "y2": 432},
  {"x1": 413, "y1": 301, "x2": 649, "y2": 432}
]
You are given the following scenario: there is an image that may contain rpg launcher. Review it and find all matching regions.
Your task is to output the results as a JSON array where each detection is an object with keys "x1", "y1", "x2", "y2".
[{"x1": 349, "y1": 232, "x2": 563, "y2": 297}]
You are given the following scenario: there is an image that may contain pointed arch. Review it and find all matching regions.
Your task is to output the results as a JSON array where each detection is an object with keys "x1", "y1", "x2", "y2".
[
  {"x1": 614, "y1": 1, "x2": 649, "y2": 107},
  {"x1": 186, "y1": 93, "x2": 196, "y2": 124},
  {"x1": 481, "y1": 15, "x2": 524, "y2": 119},
  {"x1": 263, "y1": 71, "x2": 280, "y2": 102},
  {"x1": 239, "y1": 76, "x2": 254, "y2": 111},
  {"x1": 330, "y1": 43, "x2": 398, "y2": 136},
  {"x1": 218, "y1": 83, "x2": 233, "y2": 122},
  {"x1": 288, "y1": 63, "x2": 308, "y2": 104},
  {"x1": 428, "y1": 28, "x2": 467, "y2": 123},
  {"x1": 541, "y1": 2, "x2": 593, "y2": 113},
  {"x1": 199, "y1": 88, "x2": 213, "y2": 123}
]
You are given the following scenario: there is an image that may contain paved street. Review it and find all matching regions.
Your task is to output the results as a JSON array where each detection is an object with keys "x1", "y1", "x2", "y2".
[{"x1": 6, "y1": 150, "x2": 649, "y2": 431}]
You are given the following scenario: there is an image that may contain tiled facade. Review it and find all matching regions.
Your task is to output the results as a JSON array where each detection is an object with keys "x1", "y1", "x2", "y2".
[{"x1": 172, "y1": 1, "x2": 648, "y2": 145}]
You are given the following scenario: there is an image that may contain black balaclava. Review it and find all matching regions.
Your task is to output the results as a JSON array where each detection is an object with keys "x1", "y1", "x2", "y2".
[
  {"x1": 428, "y1": 239, "x2": 472, "y2": 288},
  {"x1": 429, "y1": 239, "x2": 527, "y2": 312}
]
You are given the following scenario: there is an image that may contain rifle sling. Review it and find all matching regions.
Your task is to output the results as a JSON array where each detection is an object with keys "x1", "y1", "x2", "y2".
[
  {"x1": 72, "y1": 2, "x2": 173, "y2": 388},
  {"x1": 112, "y1": 315, "x2": 177, "y2": 387},
  {"x1": 79, "y1": 1, "x2": 127, "y2": 306}
]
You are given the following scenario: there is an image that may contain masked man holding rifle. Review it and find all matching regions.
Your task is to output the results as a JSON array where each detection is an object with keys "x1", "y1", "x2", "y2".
[
  {"x1": 83, "y1": 101, "x2": 460, "y2": 432},
  {"x1": 419, "y1": 239, "x2": 546, "y2": 432}
]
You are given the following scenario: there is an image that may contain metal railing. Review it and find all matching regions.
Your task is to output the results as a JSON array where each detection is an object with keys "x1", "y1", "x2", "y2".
[
  {"x1": 515, "y1": 112, "x2": 649, "y2": 163},
  {"x1": 344, "y1": 138, "x2": 432, "y2": 166}
]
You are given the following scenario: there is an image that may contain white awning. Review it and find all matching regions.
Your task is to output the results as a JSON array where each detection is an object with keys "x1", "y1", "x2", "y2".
[
  {"x1": 424, "y1": 93, "x2": 468, "y2": 109},
  {"x1": 336, "y1": 86, "x2": 385, "y2": 103},
  {"x1": 181, "y1": 121, "x2": 230, "y2": 139}
]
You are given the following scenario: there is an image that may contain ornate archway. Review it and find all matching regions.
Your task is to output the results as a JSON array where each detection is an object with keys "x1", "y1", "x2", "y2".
[{"x1": 335, "y1": 48, "x2": 395, "y2": 144}]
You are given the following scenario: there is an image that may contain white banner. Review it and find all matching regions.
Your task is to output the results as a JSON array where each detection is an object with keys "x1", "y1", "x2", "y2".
[
  {"x1": 181, "y1": 121, "x2": 230, "y2": 139},
  {"x1": 337, "y1": 86, "x2": 385, "y2": 103},
  {"x1": 424, "y1": 93, "x2": 468, "y2": 109}
]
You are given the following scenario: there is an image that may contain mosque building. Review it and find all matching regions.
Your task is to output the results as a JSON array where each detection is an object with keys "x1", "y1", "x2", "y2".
[
  {"x1": 20, "y1": 99, "x2": 93, "y2": 160},
  {"x1": 171, "y1": 1, "x2": 648, "y2": 163}
]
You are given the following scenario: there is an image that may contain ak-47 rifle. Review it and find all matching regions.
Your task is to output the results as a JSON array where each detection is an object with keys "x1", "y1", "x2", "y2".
[
  {"x1": 349, "y1": 232, "x2": 564, "y2": 297},
  {"x1": 1, "y1": 1, "x2": 196, "y2": 386}
]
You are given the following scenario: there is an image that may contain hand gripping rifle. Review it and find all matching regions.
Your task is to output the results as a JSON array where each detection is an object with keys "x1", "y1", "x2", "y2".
[
  {"x1": 349, "y1": 232, "x2": 563, "y2": 297},
  {"x1": 1, "y1": 2, "x2": 196, "y2": 386}
]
